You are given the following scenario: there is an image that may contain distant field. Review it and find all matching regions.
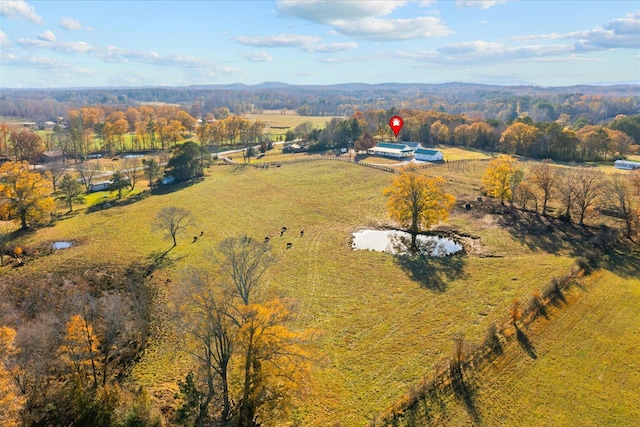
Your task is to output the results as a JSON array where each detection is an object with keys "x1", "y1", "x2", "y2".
[
  {"x1": 10, "y1": 159, "x2": 622, "y2": 425},
  {"x1": 244, "y1": 111, "x2": 344, "y2": 135}
]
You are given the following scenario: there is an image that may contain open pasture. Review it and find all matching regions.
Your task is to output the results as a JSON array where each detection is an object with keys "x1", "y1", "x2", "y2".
[
  {"x1": 9, "y1": 159, "x2": 635, "y2": 425},
  {"x1": 244, "y1": 111, "x2": 343, "y2": 135}
]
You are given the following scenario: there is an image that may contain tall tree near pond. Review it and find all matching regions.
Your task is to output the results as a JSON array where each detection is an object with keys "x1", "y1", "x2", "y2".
[
  {"x1": 384, "y1": 166, "x2": 455, "y2": 252},
  {"x1": 482, "y1": 156, "x2": 516, "y2": 205},
  {"x1": 0, "y1": 161, "x2": 54, "y2": 230}
]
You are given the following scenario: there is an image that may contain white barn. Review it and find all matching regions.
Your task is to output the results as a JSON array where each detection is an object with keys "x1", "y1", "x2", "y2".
[
  {"x1": 368, "y1": 142, "x2": 414, "y2": 158},
  {"x1": 414, "y1": 148, "x2": 444, "y2": 162},
  {"x1": 614, "y1": 159, "x2": 640, "y2": 170}
]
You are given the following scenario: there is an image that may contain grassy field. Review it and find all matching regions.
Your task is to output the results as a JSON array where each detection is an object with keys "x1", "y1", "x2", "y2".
[
  {"x1": 409, "y1": 265, "x2": 640, "y2": 426},
  {"x1": 5, "y1": 158, "x2": 639, "y2": 426},
  {"x1": 244, "y1": 110, "x2": 344, "y2": 136}
]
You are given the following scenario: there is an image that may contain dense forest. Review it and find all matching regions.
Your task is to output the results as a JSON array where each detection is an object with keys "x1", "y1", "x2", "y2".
[{"x1": 1, "y1": 83, "x2": 639, "y2": 125}]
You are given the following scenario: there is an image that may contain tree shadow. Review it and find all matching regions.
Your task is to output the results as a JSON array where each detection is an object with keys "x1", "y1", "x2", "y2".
[
  {"x1": 85, "y1": 191, "x2": 150, "y2": 214},
  {"x1": 395, "y1": 252, "x2": 466, "y2": 292},
  {"x1": 498, "y1": 206, "x2": 596, "y2": 257},
  {"x1": 600, "y1": 245, "x2": 640, "y2": 279},
  {"x1": 150, "y1": 177, "x2": 204, "y2": 195},
  {"x1": 516, "y1": 327, "x2": 538, "y2": 359},
  {"x1": 451, "y1": 369, "x2": 481, "y2": 424}
]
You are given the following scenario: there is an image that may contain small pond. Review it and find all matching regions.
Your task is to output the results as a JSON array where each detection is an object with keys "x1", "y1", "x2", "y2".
[
  {"x1": 351, "y1": 230, "x2": 462, "y2": 256},
  {"x1": 52, "y1": 241, "x2": 73, "y2": 250}
]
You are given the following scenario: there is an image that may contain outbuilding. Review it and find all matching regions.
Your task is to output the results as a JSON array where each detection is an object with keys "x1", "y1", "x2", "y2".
[
  {"x1": 614, "y1": 159, "x2": 640, "y2": 170},
  {"x1": 414, "y1": 148, "x2": 444, "y2": 162},
  {"x1": 39, "y1": 150, "x2": 64, "y2": 163}
]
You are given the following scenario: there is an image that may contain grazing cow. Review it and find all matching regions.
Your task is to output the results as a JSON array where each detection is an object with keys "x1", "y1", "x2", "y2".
[
  {"x1": 300, "y1": 230, "x2": 304, "y2": 237},
  {"x1": 200, "y1": 231, "x2": 204, "y2": 237},
  {"x1": 286, "y1": 242, "x2": 293, "y2": 249},
  {"x1": 193, "y1": 236, "x2": 198, "y2": 243},
  {"x1": 264, "y1": 236, "x2": 270, "y2": 243}
]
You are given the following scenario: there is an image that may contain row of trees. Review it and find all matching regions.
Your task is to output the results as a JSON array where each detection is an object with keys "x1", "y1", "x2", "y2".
[{"x1": 482, "y1": 156, "x2": 640, "y2": 236}]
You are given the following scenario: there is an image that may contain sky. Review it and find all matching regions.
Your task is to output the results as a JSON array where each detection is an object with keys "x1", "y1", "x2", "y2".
[{"x1": 0, "y1": 0, "x2": 639, "y2": 88}]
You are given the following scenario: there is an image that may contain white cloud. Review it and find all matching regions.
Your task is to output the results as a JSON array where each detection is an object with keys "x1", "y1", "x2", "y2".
[
  {"x1": 59, "y1": 17, "x2": 92, "y2": 31},
  {"x1": 304, "y1": 42, "x2": 357, "y2": 53},
  {"x1": 235, "y1": 34, "x2": 321, "y2": 47},
  {"x1": 13, "y1": 36, "x2": 238, "y2": 74},
  {"x1": 456, "y1": 0, "x2": 510, "y2": 9},
  {"x1": 0, "y1": 0, "x2": 43, "y2": 23},
  {"x1": 511, "y1": 11, "x2": 640, "y2": 51},
  {"x1": 240, "y1": 51, "x2": 273, "y2": 62},
  {"x1": 0, "y1": 31, "x2": 10, "y2": 47},
  {"x1": 332, "y1": 16, "x2": 452, "y2": 40},
  {"x1": 37, "y1": 30, "x2": 56, "y2": 42},
  {"x1": 277, "y1": 0, "x2": 405, "y2": 24},
  {"x1": 1, "y1": 53, "x2": 93, "y2": 75},
  {"x1": 277, "y1": 0, "x2": 451, "y2": 41},
  {"x1": 17, "y1": 38, "x2": 93, "y2": 53}
]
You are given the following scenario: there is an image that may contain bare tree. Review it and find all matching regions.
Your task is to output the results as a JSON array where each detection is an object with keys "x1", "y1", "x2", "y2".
[
  {"x1": 47, "y1": 161, "x2": 66, "y2": 192},
  {"x1": 530, "y1": 160, "x2": 557, "y2": 215},
  {"x1": 176, "y1": 268, "x2": 234, "y2": 423},
  {"x1": 75, "y1": 162, "x2": 101, "y2": 192},
  {"x1": 573, "y1": 167, "x2": 604, "y2": 225},
  {"x1": 557, "y1": 168, "x2": 580, "y2": 222},
  {"x1": 152, "y1": 206, "x2": 194, "y2": 249},
  {"x1": 608, "y1": 174, "x2": 637, "y2": 239},
  {"x1": 122, "y1": 157, "x2": 141, "y2": 190},
  {"x1": 214, "y1": 236, "x2": 275, "y2": 305}
]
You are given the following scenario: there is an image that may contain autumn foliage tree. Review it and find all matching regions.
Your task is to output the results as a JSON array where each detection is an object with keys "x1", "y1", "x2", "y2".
[
  {"x1": 0, "y1": 326, "x2": 25, "y2": 427},
  {"x1": 482, "y1": 156, "x2": 517, "y2": 205},
  {"x1": 176, "y1": 237, "x2": 313, "y2": 426},
  {"x1": 0, "y1": 161, "x2": 55, "y2": 230},
  {"x1": 384, "y1": 166, "x2": 455, "y2": 251},
  {"x1": 58, "y1": 314, "x2": 102, "y2": 387}
]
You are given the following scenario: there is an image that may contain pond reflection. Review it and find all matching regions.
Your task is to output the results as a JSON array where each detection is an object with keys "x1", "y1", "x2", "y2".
[{"x1": 351, "y1": 230, "x2": 462, "y2": 256}]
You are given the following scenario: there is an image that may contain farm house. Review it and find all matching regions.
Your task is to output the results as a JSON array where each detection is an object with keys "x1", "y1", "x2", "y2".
[{"x1": 368, "y1": 142, "x2": 414, "y2": 158}]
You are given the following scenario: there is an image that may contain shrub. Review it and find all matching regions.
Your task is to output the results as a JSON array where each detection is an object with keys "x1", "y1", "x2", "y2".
[{"x1": 483, "y1": 321, "x2": 502, "y2": 354}]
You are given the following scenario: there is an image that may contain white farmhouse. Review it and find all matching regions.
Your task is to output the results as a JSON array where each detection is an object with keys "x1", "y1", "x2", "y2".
[
  {"x1": 414, "y1": 148, "x2": 444, "y2": 162},
  {"x1": 368, "y1": 142, "x2": 414, "y2": 158}
]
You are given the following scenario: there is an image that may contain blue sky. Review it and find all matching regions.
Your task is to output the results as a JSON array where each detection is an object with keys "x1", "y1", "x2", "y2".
[{"x1": 1, "y1": 0, "x2": 638, "y2": 88}]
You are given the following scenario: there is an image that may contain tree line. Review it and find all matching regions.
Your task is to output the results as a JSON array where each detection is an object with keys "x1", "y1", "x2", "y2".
[{"x1": 482, "y1": 156, "x2": 640, "y2": 236}]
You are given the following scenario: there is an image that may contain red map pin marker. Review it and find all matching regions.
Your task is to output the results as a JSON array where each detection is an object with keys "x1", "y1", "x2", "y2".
[{"x1": 389, "y1": 115, "x2": 403, "y2": 137}]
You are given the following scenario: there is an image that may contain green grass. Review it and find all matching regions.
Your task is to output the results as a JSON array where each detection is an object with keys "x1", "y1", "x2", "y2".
[
  {"x1": 244, "y1": 111, "x2": 343, "y2": 135},
  {"x1": 5, "y1": 159, "x2": 638, "y2": 426},
  {"x1": 431, "y1": 268, "x2": 640, "y2": 426}
]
